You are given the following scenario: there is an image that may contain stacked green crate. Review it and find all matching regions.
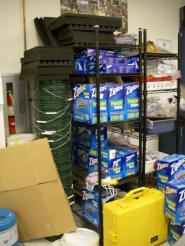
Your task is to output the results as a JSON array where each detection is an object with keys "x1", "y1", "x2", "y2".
[{"x1": 33, "y1": 80, "x2": 73, "y2": 199}]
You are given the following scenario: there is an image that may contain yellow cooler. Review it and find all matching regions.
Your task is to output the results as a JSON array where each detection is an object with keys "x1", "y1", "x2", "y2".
[{"x1": 103, "y1": 187, "x2": 168, "y2": 246}]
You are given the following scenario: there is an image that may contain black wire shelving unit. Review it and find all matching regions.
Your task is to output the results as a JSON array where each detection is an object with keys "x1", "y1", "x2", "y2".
[
  {"x1": 71, "y1": 27, "x2": 143, "y2": 246},
  {"x1": 141, "y1": 29, "x2": 181, "y2": 185}
]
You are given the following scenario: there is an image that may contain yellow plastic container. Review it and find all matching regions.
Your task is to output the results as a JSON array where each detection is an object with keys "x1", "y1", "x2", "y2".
[{"x1": 103, "y1": 187, "x2": 168, "y2": 246}]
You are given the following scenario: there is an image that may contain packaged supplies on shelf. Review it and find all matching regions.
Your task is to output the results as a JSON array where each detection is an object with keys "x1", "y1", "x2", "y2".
[
  {"x1": 164, "y1": 177, "x2": 185, "y2": 222},
  {"x1": 108, "y1": 84, "x2": 124, "y2": 122},
  {"x1": 124, "y1": 82, "x2": 140, "y2": 120},
  {"x1": 82, "y1": 187, "x2": 114, "y2": 227},
  {"x1": 168, "y1": 220, "x2": 185, "y2": 245},
  {"x1": 74, "y1": 49, "x2": 139, "y2": 75},
  {"x1": 108, "y1": 130, "x2": 159, "y2": 152},
  {"x1": 147, "y1": 80, "x2": 177, "y2": 91},
  {"x1": 73, "y1": 126, "x2": 108, "y2": 148},
  {"x1": 146, "y1": 151, "x2": 168, "y2": 174},
  {"x1": 124, "y1": 57, "x2": 139, "y2": 74},
  {"x1": 89, "y1": 147, "x2": 124, "y2": 180},
  {"x1": 156, "y1": 154, "x2": 185, "y2": 182},
  {"x1": 147, "y1": 92, "x2": 177, "y2": 118},
  {"x1": 89, "y1": 147, "x2": 138, "y2": 180},
  {"x1": 103, "y1": 187, "x2": 168, "y2": 246},
  {"x1": 114, "y1": 147, "x2": 138, "y2": 177},
  {"x1": 72, "y1": 84, "x2": 108, "y2": 124},
  {"x1": 124, "y1": 82, "x2": 140, "y2": 109}
]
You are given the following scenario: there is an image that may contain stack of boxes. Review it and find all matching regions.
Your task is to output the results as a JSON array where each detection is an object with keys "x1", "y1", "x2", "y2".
[
  {"x1": 74, "y1": 49, "x2": 139, "y2": 75},
  {"x1": 72, "y1": 48, "x2": 140, "y2": 228},
  {"x1": 73, "y1": 125, "x2": 138, "y2": 227},
  {"x1": 73, "y1": 127, "x2": 138, "y2": 181},
  {"x1": 72, "y1": 82, "x2": 140, "y2": 124},
  {"x1": 156, "y1": 154, "x2": 185, "y2": 245},
  {"x1": 73, "y1": 84, "x2": 109, "y2": 124}
]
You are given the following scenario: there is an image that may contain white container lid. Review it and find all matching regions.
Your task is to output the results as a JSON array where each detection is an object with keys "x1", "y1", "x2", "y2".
[{"x1": 61, "y1": 228, "x2": 99, "y2": 246}]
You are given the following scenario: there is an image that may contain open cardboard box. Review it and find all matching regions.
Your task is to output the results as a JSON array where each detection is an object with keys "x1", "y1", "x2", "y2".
[{"x1": 0, "y1": 138, "x2": 76, "y2": 241}]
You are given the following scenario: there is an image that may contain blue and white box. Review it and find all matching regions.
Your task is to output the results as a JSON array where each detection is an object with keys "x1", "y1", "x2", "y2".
[
  {"x1": 73, "y1": 84, "x2": 108, "y2": 124},
  {"x1": 156, "y1": 154, "x2": 185, "y2": 182},
  {"x1": 108, "y1": 84, "x2": 124, "y2": 122},
  {"x1": 165, "y1": 177, "x2": 185, "y2": 222},
  {"x1": 124, "y1": 56, "x2": 139, "y2": 74},
  {"x1": 124, "y1": 82, "x2": 140, "y2": 109},
  {"x1": 82, "y1": 188, "x2": 113, "y2": 227},
  {"x1": 124, "y1": 82, "x2": 140, "y2": 120},
  {"x1": 168, "y1": 220, "x2": 185, "y2": 245},
  {"x1": 89, "y1": 147, "x2": 124, "y2": 180},
  {"x1": 121, "y1": 149, "x2": 138, "y2": 176}
]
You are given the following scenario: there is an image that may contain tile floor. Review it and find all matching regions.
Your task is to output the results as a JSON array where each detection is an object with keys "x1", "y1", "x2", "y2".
[{"x1": 20, "y1": 239, "x2": 170, "y2": 245}]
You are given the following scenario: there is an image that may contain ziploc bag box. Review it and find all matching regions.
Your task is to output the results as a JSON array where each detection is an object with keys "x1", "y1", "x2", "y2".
[
  {"x1": 89, "y1": 147, "x2": 124, "y2": 180},
  {"x1": 168, "y1": 220, "x2": 185, "y2": 245},
  {"x1": 156, "y1": 154, "x2": 185, "y2": 182},
  {"x1": 108, "y1": 84, "x2": 124, "y2": 122},
  {"x1": 164, "y1": 177, "x2": 185, "y2": 222},
  {"x1": 124, "y1": 56, "x2": 139, "y2": 74},
  {"x1": 82, "y1": 187, "x2": 113, "y2": 227},
  {"x1": 72, "y1": 84, "x2": 108, "y2": 124},
  {"x1": 112, "y1": 146, "x2": 138, "y2": 177},
  {"x1": 124, "y1": 82, "x2": 140, "y2": 109},
  {"x1": 74, "y1": 126, "x2": 108, "y2": 148},
  {"x1": 121, "y1": 149, "x2": 138, "y2": 177}
]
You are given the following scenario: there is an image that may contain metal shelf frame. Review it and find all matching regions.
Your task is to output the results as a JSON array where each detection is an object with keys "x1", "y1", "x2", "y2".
[
  {"x1": 72, "y1": 27, "x2": 143, "y2": 246},
  {"x1": 141, "y1": 29, "x2": 181, "y2": 186}
]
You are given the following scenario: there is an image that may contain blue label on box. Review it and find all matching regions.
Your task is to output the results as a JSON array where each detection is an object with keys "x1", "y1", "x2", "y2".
[
  {"x1": 108, "y1": 84, "x2": 124, "y2": 110},
  {"x1": 124, "y1": 82, "x2": 140, "y2": 109},
  {"x1": 73, "y1": 84, "x2": 108, "y2": 124},
  {"x1": 82, "y1": 188, "x2": 113, "y2": 227},
  {"x1": 165, "y1": 177, "x2": 185, "y2": 222},
  {"x1": 108, "y1": 84, "x2": 124, "y2": 122},
  {"x1": 168, "y1": 220, "x2": 185, "y2": 244},
  {"x1": 73, "y1": 84, "x2": 108, "y2": 100},
  {"x1": 156, "y1": 154, "x2": 185, "y2": 182}
]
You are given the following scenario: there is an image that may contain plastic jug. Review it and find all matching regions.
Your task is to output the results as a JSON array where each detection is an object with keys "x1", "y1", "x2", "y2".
[{"x1": 61, "y1": 228, "x2": 99, "y2": 246}]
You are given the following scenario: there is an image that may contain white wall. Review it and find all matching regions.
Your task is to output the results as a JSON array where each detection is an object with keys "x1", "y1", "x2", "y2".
[
  {"x1": 25, "y1": 0, "x2": 60, "y2": 49},
  {"x1": 0, "y1": 0, "x2": 60, "y2": 75},
  {"x1": 128, "y1": 0, "x2": 185, "y2": 53},
  {"x1": 0, "y1": 0, "x2": 24, "y2": 75},
  {"x1": 0, "y1": 0, "x2": 185, "y2": 75}
]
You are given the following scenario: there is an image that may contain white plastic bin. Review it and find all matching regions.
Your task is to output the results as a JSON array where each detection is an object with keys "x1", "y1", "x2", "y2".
[{"x1": 61, "y1": 228, "x2": 99, "y2": 246}]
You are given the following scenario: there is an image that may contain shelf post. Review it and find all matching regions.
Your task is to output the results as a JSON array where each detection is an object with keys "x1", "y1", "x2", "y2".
[
  {"x1": 94, "y1": 24, "x2": 103, "y2": 246},
  {"x1": 138, "y1": 28, "x2": 143, "y2": 186},
  {"x1": 142, "y1": 29, "x2": 147, "y2": 186},
  {"x1": 176, "y1": 32, "x2": 181, "y2": 154}
]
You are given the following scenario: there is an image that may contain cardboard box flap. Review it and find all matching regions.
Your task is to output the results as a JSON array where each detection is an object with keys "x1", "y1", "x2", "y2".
[
  {"x1": 0, "y1": 139, "x2": 58, "y2": 192},
  {"x1": 0, "y1": 138, "x2": 76, "y2": 240}
]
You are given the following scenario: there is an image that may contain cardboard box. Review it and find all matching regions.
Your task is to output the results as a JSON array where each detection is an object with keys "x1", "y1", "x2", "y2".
[{"x1": 0, "y1": 138, "x2": 76, "y2": 241}]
